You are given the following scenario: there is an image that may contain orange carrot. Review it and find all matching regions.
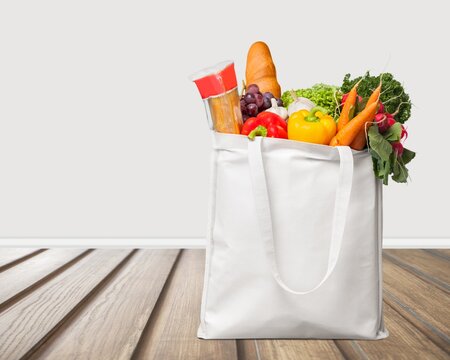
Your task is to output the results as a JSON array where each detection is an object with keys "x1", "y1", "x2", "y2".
[
  {"x1": 349, "y1": 122, "x2": 373, "y2": 150},
  {"x1": 329, "y1": 101, "x2": 379, "y2": 147},
  {"x1": 350, "y1": 80, "x2": 382, "y2": 150},
  {"x1": 367, "y1": 81, "x2": 382, "y2": 107},
  {"x1": 338, "y1": 82, "x2": 359, "y2": 131}
]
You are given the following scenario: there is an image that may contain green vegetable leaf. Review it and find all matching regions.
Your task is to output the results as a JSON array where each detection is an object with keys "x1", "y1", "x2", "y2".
[
  {"x1": 384, "y1": 123, "x2": 403, "y2": 142},
  {"x1": 370, "y1": 155, "x2": 390, "y2": 185},
  {"x1": 401, "y1": 148, "x2": 416, "y2": 165},
  {"x1": 368, "y1": 125, "x2": 392, "y2": 161},
  {"x1": 392, "y1": 156, "x2": 409, "y2": 183},
  {"x1": 355, "y1": 97, "x2": 367, "y2": 115},
  {"x1": 367, "y1": 124, "x2": 416, "y2": 185}
]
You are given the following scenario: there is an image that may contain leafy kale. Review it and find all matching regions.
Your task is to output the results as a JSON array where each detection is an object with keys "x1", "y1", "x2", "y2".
[{"x1": 341, "y1": 72, "x2": 412, "y2": 123}]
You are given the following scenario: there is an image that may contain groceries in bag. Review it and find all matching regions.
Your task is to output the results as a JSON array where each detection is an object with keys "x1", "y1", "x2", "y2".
[{"x1": 191, "y1": 41, "x2": 416, "y2": 185}]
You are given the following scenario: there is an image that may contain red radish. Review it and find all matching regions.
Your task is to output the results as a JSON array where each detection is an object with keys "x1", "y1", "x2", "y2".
[
  {"x1": 377, "y1": 102, "x2": 385, "y2": 114},
  {"x1": 376, "y1": 114, "x2": 389, "y2": 133},
  {"x1": 341, "y1": 93, "x2": 361, "y2": 105},
  {"x1": 341, "y1": 93, "x2": 349, "y2": 104},
  {"x1": 374, "y1": 113, "x2": 385, "y2": 122},
  {"x1": 401, "y1": 125, "x2": 408, "y2": 140},
  {"x1": 392, "y1": 141, "x2": 404, "y2": 157}
]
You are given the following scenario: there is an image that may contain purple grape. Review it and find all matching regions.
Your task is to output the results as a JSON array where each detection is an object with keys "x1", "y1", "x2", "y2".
[
  {"x1": 247, "y1": 103, "x2": 258, "y2": 117},
  {"x1": 246, "y1": 84, "x2": 259, "y2": 94},
  {"x1": 263, "y1": 92, "x2": 274, "y2": 100},
  {"x1": 240, "y1": 99, "x2": 247, "y2": 114},
  {"x1": 262, "y1": 97, "x2": 272, "y2": 110},
  {"x1": 244, "y1": 93, "x2": 256, "y2": 104},
  {"x1": 242, "y1": 114, "x2": 249, "y2": 122},
  {"x1": 276, "y1": 98, "x2": 283, "y2": 107},
  {"x1": 255, "y1": 93, "x2": 264, "y2": 108}
]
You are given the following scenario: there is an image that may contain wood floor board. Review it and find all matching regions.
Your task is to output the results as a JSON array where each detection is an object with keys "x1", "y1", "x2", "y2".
[
  {"x1": 424, "y1": 249, "x2": 450, "y2": 264},
  {"x1": 0, "y1": 249, "x2": 133, "y2": 360},
  {"x1": 0, "y1": 249, "x2": 448, "y2": 360},
  {"x1": 384, "y1": 250, "x2": 450, "y2": 292},
  {"x1": 0, "y1": 249, "x2": 90, "y2": 312},
  {"x1": 30, "y1": 249, "x2": 180, "y2": 360},
  {"x1": 383, "y1": 291, "x2": 450, "y2": 353},
  {"x1": 132, "y1": 250, "x2": 238, "y2": 360},
  {"x1": 236, "y1": 340, "x2": 260, "y2": 360},
  {"x1": 383, "y1": 256, "x2": 450, "y2": 353},
  {"x1": 0, "y1": 248, "x2": 46, "y2": 272},
  {"x1": 336, "y1": 303, "x2": 449, "y2": 360},
  {"x1": 238, "y1": 338, "x2": 345, "y2": 360}
]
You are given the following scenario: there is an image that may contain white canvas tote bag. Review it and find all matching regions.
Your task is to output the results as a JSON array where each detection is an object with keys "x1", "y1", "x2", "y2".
[{"x1": 198, "y1": 132, "x2": 388, "y2": 340}]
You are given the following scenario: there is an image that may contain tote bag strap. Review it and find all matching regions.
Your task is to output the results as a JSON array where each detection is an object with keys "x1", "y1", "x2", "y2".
[{"x1": 248, "y1": 137, "x2": 354, "y2": 295}]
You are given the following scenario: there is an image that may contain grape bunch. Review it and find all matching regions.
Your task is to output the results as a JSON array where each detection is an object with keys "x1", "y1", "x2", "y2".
[{"x1": 240, "y1": 84, "x2": 283, "y2": 122}]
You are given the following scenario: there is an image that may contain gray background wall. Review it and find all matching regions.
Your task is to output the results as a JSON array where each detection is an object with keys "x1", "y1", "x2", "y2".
[{"x1": 0, "y1": 0, "x2": 448, "y2": 241}]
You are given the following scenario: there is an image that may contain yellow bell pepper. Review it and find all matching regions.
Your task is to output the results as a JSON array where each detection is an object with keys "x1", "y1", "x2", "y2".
[{"x1": 288, "y1": 106, "x2": 337, "y2": 145}]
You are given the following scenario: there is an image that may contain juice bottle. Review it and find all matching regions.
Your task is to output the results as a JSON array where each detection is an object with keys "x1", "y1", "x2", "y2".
[{"x1": 191, "y1": 61, "x2": 243, "y2": 134}]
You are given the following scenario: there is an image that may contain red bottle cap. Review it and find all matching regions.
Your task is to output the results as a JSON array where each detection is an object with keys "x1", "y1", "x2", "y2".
[{"x1": 191, "y1": 61, "x2": 238, "y2": 99}]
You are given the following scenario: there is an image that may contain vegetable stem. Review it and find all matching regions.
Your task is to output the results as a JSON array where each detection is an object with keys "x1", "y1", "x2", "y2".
[
  {"x1": 305, "y1": 106, "x2": 328, "y2": 122},
  {"x1": 248, "y1": 125, "x2": 268, "y2": 140}
]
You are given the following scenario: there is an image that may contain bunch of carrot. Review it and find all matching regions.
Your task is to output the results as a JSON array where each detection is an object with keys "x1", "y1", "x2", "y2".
[{"x1": 329, "y1": 79, "x2": 382, "y2": 150}]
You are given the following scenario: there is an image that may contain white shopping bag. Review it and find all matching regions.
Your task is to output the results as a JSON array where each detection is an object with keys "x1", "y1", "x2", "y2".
[{"x1": 198, "y1": 132, "x2": 388, "y2": 339}]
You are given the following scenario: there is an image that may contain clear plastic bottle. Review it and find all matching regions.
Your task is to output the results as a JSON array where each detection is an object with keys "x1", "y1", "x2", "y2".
[{"x1": 191, "y1": 61, "x2": 243, "y2": 134}]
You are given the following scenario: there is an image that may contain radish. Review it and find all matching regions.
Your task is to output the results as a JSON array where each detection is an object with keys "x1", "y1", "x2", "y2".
[
  {"x1": 392, "y1": 141, "x2": 404, "y2": 157},
  {"x1": 376, "y1": 114, "x2": 388, "y2": 133},
  {"x1": 387, "y1": 116, "x2": 396, "y2": 127},
  {"x1": 401, "y1": 124, "x2": 408, "y2": 140},
  {"x1": 341, "y1": 93, "x2": 362, "y2": 105},
  {"x1": 377, "y1": 112, "x2": 398, "y2": 133},
  {"x1": 341, "y1": 93, "x2": 349, "y2": 104},
  {"x1": 377, "y1": 102, "x2": 385, "y2": 114}
]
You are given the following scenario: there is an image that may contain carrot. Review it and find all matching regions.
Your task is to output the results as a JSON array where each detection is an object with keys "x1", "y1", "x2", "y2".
[
  {"x1": 329, "y1": 101, "x2": 379, "y2": 147},
  {"x1": 349, "y1": 122, "x2": 373, "y2": 150},
  {"x1": 350, "y1": 80, "x2": 382, "y2": 150},
  {"x1": 337, "y1": 82, "x2": 359, "y2": 131},
  {"x1": 367, "y1": 81, "x2": 382, "y2": 107}
]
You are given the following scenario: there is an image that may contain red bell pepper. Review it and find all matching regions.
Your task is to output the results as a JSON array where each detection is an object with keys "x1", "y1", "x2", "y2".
[
  {"x1": 241, "y1": 112, "x2": 287, "y2": 140},
  {"x1": 266, "y1": 123, "x2": 288, "y2": 139},
  {"x1": 256, "y1": 111, "x2": 287, "y2": 131},
  {"x1": 241, "y1": 117, "x2": 263, "y2": 136}
]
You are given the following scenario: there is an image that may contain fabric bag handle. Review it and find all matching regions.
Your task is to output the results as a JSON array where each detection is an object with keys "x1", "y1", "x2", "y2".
[{"x1": 248, "y1": 137, "x2": 354, "y2": 295}]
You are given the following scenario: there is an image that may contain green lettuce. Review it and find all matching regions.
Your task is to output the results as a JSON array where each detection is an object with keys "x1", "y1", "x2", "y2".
[{"x1": 281, "y1": 84, "x2": 342, "y2": 120}]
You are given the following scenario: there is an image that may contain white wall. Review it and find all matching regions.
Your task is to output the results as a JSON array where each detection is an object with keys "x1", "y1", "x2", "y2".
[{"x1": 0, "y1": 0, "x2": 448, "y2": 241}]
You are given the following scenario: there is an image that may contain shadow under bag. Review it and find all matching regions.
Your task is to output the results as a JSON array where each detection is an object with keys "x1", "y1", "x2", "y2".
[{"x1": 198, "y1": 132, "x2": 388, "y2": 339}]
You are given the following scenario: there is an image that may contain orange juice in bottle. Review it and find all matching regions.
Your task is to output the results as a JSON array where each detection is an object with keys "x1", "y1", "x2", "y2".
[{"x1": 191, "y1": 61, "x2": 243, "y2": 134}]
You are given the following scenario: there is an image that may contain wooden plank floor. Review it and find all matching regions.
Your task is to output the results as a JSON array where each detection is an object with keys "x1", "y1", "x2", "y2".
[{"x1": 0, "y1": 249, "x2": 448, "y2": 360}]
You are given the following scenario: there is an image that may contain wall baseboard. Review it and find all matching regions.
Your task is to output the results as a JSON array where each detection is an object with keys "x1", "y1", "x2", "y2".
[{"x1": 0, "y1": 238, "x2": 449, "y2": 249}]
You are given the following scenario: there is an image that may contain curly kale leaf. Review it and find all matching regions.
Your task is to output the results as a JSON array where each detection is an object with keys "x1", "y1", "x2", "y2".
[{"x1": 341, "y1": 72, "x2": 412, "y2": 123}]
